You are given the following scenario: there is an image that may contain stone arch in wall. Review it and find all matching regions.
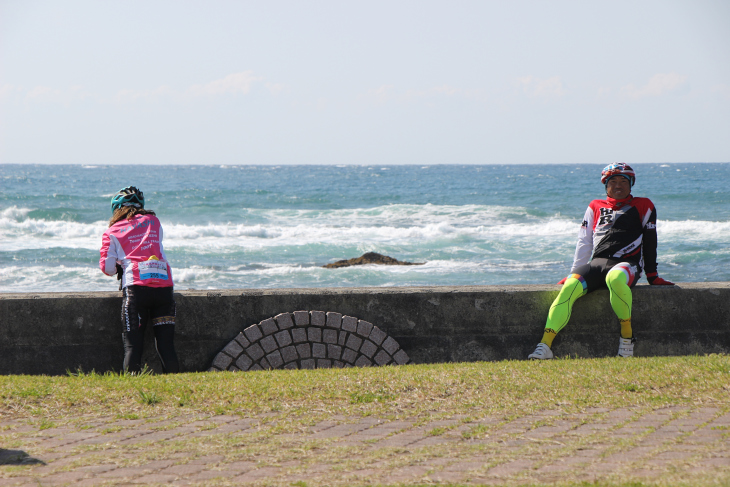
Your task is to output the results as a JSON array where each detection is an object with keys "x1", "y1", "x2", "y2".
[{"x1": 210, "y1": 311, "x2": 411, "y2": 371}]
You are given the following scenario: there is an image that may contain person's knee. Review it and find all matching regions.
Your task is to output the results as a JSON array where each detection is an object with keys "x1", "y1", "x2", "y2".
[
  {"x1": 558, "y1": 275, "x2": 587, "y2": 298},
  {"x1": 606, "y1": 267, "x2": 629, "y2": 288}
]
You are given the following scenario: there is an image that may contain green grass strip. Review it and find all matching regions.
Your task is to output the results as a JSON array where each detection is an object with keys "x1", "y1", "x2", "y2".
[{"x1": 1, "y1": 355, "x2": 728, "y2": 421}]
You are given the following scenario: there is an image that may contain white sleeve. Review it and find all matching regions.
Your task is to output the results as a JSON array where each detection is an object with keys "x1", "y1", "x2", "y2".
[
  {"x1": 570, "y1": 206, "x2": 594, "y2": 272},
  {"x1": 102, "y1": 235, "x2": 122, "y2": 275},
  {"x1": 158, "y1": 225, "x2": 170, "y2": 262}
]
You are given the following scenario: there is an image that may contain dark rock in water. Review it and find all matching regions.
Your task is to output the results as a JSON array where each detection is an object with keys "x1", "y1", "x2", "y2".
[{"x1": 323, "y1": 252, "x2": 425, "y2": 269}]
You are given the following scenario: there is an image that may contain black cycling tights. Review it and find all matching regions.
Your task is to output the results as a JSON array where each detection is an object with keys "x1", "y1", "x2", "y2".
[
  {"x1": 123, "y1": 322, "x2": 180, "y2": 373},
  {"x1": 121, "y1": 285, "x2": 179, "y2": 373}
]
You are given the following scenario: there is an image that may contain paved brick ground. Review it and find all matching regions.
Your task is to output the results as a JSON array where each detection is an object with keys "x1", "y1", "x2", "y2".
[{"x1": 1, "y1": 405, "x2": 729, "y2": 486}]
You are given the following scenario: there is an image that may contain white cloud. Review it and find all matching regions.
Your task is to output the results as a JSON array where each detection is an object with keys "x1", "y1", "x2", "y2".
[
  {"x1": 359, "y1": 84, "x2": 485, "y2": 106},
  {"x1": 359, "y1": 84, "x2": 395, "y2": 104},
  {"x1": 20, "y1": 85, "x2": 92, "y2": 105},
  {"x1": 113, "y1": 85, "x2": 174, "y2": 103},
  {"x1": 0, "y1": 84, "x2": 22, "y2": 101},
  {"x1": 619, "y1": 73, "x2": 688, "y2": 99},
  {"x1": 187, "y1": 71, "x2": 263, "y2": 97},
  {"x1": 25, "y1": 86, "x2": 62, "y2": 100},
  {"x1": 406, "y1": 84, "x2": 460, "y2": 98},
  {"x1": 265, "y1": 82, "x2": 286, "y2": 96},
  {"x1": 516, "y1": 76, "x2": 566, "y2": 98},
  {"x1": 109, "y1": 71, "x2": 267, "y2": 103}
]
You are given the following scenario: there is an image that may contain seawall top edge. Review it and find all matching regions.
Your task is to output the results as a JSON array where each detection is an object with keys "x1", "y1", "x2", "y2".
[{"x1": 1, "y1": 282, "x2": 728, "y2": 300}]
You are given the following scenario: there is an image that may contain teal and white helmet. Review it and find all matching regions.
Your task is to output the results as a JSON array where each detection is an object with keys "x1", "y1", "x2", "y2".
[{"x1": 111, "y1": 186, "x2": 145, "y2": 212}]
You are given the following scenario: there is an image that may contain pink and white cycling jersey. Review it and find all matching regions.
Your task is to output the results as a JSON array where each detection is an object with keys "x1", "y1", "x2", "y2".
[{"x1": 99, "y1": 214, "x2": 173, "y2": 288}]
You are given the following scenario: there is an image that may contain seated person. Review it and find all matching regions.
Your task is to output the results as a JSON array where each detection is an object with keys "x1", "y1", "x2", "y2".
[{"x1": 529, "y1": 163, "x2": 674, "y2": 360}]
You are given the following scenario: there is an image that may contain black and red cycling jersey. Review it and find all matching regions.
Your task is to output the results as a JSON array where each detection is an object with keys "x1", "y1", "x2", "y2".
[{"x1": 571, "y1": 195, "x2": 658, "y2": 275}]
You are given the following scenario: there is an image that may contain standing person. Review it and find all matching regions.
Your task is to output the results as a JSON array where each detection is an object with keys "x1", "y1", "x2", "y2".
[
  {"x1": 528, "y1": 163, "x2": 674, "y2": 360},
  {"x1": 99, "y1": 186, "x2": 180, "y2": 373}
]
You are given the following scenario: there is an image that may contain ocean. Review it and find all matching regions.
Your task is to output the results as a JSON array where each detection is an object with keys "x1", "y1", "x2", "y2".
[{"x1": 1, "y1": 163, "x2": 728, "y2": 293}]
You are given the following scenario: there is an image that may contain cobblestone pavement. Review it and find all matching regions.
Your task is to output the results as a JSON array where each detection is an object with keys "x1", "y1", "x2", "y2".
[{"x1": 1, "y1": 405, "x2": 729, "y2": 486}]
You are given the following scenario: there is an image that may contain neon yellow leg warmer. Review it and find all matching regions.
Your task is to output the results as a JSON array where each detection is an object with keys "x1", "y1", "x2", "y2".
[
  {"x1": 606, "y1": 267, "x2": 633, "y2": 338},
  {"x1": 541, "y1": 275, "x2": 587, "y2": 347}
]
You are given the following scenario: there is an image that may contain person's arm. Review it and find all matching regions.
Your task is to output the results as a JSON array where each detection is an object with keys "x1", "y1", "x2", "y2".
[
  {"x1": 642, "y1": 205, "x2": 674, "y2": 285},
  {"x1": 558, "y1": 206, "x2": 593, "y2": 284},
  {"x1": 99, "y1": 232, "x2": 119, "y2": 276},
  {"x1": 158, "y1": 224, "x2": 169, "y2": 262}
]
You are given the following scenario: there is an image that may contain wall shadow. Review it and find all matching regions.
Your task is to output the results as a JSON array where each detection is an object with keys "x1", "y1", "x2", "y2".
[{"x1": 0, "y1": 449, "x2": 45, "y2": 465}]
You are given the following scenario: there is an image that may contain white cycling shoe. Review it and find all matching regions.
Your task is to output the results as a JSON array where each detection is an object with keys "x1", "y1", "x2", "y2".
[
  {"x1": 528, "y1": 343, "x2": 554, "y2": 360},
  {"x1": 617, "y1": 337, "x2": 636, "y2": 357}
]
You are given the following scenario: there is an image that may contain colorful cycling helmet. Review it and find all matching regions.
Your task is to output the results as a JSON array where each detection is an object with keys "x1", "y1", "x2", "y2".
[
  {"x1": 600, "y1": 163, "x2": 635, "y2": 187},
  {"x1": 110, "y1": 186, "x2": 145, "y2": 212}
]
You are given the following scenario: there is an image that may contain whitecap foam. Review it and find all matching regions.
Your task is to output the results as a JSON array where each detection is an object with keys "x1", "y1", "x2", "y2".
[
  {"x1": 1, "y1": 206, "x2": 33, "y2": 220},
  {"x1": 658, "y1": 220, "x2": 730, "y2": 240},
  {"x1": 240, "y1": 203, "x2": 537, "y2": 227},
  {"x1": 161, "y1": 220, "x2": 577, "y2": 250},
  {"x1": 0, "y1": 213, "x2": 107, "y2": 251},
  {"x1": 0, "y1": 204, "x2": 580, "y2": 253},
  {"x1": 173, "y1": 266, "x2": 217, "y2": 283},
  {"x1": 0, "y1": 265, "x2": 116, "y2": 293},
  {"x1": 4, "y1": 204, "x2": 726, "y2": 281}
]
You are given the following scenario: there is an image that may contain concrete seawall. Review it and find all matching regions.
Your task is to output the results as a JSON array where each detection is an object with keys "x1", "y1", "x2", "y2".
[{"x1": 1, "y1": 283, "x2": 728, "y2": 375}]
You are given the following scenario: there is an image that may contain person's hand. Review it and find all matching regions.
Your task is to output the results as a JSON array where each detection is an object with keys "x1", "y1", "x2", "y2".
[
  {"x1": 557, "y1": 277, "x2": 568, "y2": 285},
  {"x1": 650, "y1": 277, "x2": 674, "y2": 285},
  {"x1": 646, "y1": 272, "x2": 674, "y2": 286}
]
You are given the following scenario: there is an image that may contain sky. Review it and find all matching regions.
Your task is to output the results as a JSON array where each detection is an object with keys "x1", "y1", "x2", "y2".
[{"x1": 1, "y1": 0, "x2": 729, "y2": 165}]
